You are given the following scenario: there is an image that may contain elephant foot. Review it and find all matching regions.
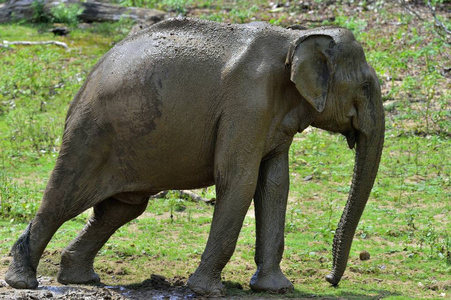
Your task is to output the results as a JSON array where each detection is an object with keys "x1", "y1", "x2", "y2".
[
  {"x1": 57, "y1": 268, "x2": 100, "y2": 285},
  {"x1": 187, "y1": 272, "x2": 226, "y2": 297},
  {"x1": 57, "y1": 250, "x2": 100, "y2": 285},
  {"x1": 5, "y1": 223, "x2": 39, "y2": 289},
  {"x1": 250, "y1": 268, "x2": 293, "y2": 294},
  {"x1": 5, "y1": 265, "x2": 38, "y2": 289}
]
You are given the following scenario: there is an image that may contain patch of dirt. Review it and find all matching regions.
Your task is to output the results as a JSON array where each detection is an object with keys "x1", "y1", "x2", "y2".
[
  {"x1": 0, "y1": 275, "x2": 198, "y2": 300},
  {"x1": 0, "y1": 275, "x2": 322, "y2": 299}
]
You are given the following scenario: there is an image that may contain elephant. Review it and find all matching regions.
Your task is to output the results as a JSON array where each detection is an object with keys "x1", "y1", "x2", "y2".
[{"x1": 5, "y1": 17, "x2": 384, "y2": 296}]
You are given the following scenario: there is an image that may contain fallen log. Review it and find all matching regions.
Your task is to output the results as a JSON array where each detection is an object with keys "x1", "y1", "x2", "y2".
[
  {"x1": 0, "y1": 0, "x2": 166, "y2": 24},
  {"x1": 78, "y1": 1, "x2": 165, "y2": 23},
  {"x1": 0, "y1": 39, "x2": 68, "y2": 48},
  {"x1": 152, "y1": 190, "x2": 215, "y2": 205}
]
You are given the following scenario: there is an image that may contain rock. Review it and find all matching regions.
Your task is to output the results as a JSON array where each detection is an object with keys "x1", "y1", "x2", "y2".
[
  {"x1": 303, "y1": 175, "x2": 313, "y2": 181},
  {"x1": 49, "y1": 26, "x2": 70, "y2": 36}
]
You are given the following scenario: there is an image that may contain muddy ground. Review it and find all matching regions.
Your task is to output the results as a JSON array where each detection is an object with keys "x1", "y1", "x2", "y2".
[
  {"x1": 0, "y1": 275, "x2": 320, "y2": 299},
  {"x1": 0, "y1": 275, "x2": 203, "y2": 300}
]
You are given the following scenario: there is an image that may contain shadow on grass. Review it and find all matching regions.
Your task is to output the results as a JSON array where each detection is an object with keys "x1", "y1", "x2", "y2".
[
  {"x1": 226, "y1": 283, "x2": 402, "y2": 299},
  {"x1": 8, "y1": 275, "x2": 402, "y2": 299},
  {"x1": 121, "y1": 276, "x2": 403, "y2": 299}
]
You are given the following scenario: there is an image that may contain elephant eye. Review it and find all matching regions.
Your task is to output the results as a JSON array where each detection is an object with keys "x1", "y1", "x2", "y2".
[
  {"x1": 362, "y1": 81, "x2": 370, "y2": 90},
  {"x1": 361, "y1": 81, "x2": 372, "y2": 99}
]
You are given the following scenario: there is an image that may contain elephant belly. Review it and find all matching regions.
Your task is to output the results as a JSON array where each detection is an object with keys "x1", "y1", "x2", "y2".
[
  {"x1": 111, "y1": 131, "x2": 217, "y2": 193},
  {"x1": 105, "y1": 87, "x2": 219, "y2": 193}
]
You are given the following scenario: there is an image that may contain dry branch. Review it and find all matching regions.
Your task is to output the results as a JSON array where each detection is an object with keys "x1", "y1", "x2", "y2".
[
  {"x1": 77, "y1": 1, "x2": 165, "y2": 23},
  {"x1": 399, "y1": 0, "x2": 427, "y2": 21},
  {"x1": 0, "y1": 40, "x2": 68, "y2": 48},
  {"x1": 400, "y1": 0, "x2": 451, "y2": 43},
  {"x1": 427, "y1": 0, "x2": 451, "y2": 39},
  {"x1": 152, "y1": 190, "x2": 215, "y2": 204}
]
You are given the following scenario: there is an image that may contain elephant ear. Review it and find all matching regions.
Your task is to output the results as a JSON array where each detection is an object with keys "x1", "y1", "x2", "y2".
[{"x1": 286, "y1": 35, "x2": 335, "y2": 112}]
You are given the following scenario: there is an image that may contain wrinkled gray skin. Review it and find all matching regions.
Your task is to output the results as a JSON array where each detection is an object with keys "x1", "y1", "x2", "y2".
[{"x1": 5, "y1": 18, "x2": 384, "y2": 296}]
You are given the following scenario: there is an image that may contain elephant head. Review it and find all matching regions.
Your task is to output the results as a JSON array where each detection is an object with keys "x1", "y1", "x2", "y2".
[{"x1": 286, "y1": 28, "x2": 385, "y2": 285}]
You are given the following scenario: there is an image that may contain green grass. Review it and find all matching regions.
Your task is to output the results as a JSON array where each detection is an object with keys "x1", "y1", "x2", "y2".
[{"x1": 1, "y1": 1, "x2": 450, "y2": 299}]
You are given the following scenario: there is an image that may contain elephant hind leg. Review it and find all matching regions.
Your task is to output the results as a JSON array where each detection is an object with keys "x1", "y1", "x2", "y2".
[
  {"x1": 5, "y1": 203, "x2": 85, "y2": 289},
  {"x1": 5, "y1": 223, "x2": 38, "y2": 289},
  {"x1": 57, "y1": 196, "x2": 149, "y2": 285},
  {"x1": 6, "y1": 125, "x2": 118, "y2": 289}
]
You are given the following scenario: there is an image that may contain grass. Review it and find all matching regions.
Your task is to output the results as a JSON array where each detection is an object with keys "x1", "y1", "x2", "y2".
[{"x1": 1, "y1": 0, "x2": 450, "y2": 299}]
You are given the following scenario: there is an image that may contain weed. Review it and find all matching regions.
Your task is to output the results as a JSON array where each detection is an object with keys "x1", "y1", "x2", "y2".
[
  {"x1": 134, "y1": 0, "x2": 194, "y2": 15},
  {"x1": 286, "y1": 207, "x2": 303, "y2": 232},
  {"x1": 50, "y1": 3, "x2": 84, "y2": 26},
  {"x1": 31, "y1": 0, "x2": 52, "y2": 23},
  {"x1": 30, "y1": 0, "x2": 84, "y2": 26},
  {"x1": 333, "y1": 14, "x2": 368, "y2": 37},
  {"x1": 166, "y1": 196, "x2": 186, "y2": 222}
]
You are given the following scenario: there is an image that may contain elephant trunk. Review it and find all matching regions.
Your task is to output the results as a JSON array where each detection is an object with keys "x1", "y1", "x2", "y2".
[{"x1": 325, "y1": 121, "x2": 384, "y2": 285}]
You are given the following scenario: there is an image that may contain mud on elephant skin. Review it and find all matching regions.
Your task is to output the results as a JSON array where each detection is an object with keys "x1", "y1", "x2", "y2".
[{"x1": 5, "y1": 17, "x2": 384, "y2": 296}]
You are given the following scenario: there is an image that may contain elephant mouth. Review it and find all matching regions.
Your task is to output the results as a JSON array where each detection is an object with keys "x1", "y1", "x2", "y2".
[{"x1": 344, "y1": 128, "x2": 357, "y2": 149}]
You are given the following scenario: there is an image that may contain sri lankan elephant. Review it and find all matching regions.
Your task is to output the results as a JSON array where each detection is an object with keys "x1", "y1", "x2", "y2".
[{"x1": 5, "y1": 17, "x2": 384, "y2": 296}]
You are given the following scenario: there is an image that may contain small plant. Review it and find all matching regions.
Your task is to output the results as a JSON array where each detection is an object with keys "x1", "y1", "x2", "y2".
[
  {"x1": 269, "y1": 15, "x2": 286, "y2": 25},
  {"x1": 50, "y1": 2, "x2": 84, "y2": 26},
  {"x1": 119, "y1": 0, "x2": 144, "y2": 7},
  {"x1": 31, "y1": 0, "x2": 52, "y2": 23},
  {"x1": 443, "y1": 233, "x2": 451, "y2": 264},
  {"x1": 333, "y1": 14, "x2": 368, "y2": 38},
  {"x1": 286, "y1": 207, "x2": 302, "y2": 232},
  {"x1": 166, "y1": 192, "x2": 187, "y2": 222},
  {"x1": 30, "y1": 0, "x2": 84, "y2": 25},
  {"x1": 144, "y1": 0, "x2": 193, "y2": 15},
  {"x1": 417, "y1": 218, "x2": 451, "y2": 263}
]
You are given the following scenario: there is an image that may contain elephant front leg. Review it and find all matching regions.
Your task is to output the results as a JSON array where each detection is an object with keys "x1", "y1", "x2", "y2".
[
  {"x1": 187, "y1": 177, "x2": 259, "y2": 296},
  {"x1": 250, "y1": 151, "x2": 294, "y2": 294},
  {"x1": 187, "y1": 143, "x2": 262, "y2": 296}
]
